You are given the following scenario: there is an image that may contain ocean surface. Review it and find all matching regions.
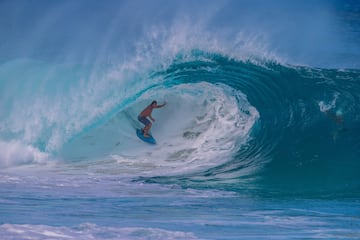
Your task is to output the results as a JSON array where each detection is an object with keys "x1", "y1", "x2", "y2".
[{"x1": 1, "y1": 0, "x2": 360, "y2": 239}]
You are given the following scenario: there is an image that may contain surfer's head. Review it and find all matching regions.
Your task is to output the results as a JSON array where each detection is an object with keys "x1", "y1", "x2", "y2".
[{"x1": 151, "y1": 100, "x2": 157, "y2": 106}]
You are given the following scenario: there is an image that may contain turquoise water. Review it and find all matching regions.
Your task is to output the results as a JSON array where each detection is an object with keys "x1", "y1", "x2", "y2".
[{"x1": 1, "y1": 0, "x2": 360, "y2": 239}]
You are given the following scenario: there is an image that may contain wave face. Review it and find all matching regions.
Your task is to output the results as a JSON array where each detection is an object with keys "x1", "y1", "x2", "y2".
[
  {"x1": 0, "y1": 0, "x2": 359, "y2": 199},
  {"x1": 1, "y1": 52, "x2": 359, "y2": 197},
  {"x1": 138, "y1": 56, "x2": 360, "y2": 197}
]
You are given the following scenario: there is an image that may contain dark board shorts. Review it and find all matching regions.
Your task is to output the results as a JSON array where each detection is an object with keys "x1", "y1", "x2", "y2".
[{"x1": 138, "y1": 116, "x2": 151, "y2": 126}]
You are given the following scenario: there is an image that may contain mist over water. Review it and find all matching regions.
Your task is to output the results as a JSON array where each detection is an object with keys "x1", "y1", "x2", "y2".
[{"x1": 1, "y1": 0, "x2": 359, "y2": 66}]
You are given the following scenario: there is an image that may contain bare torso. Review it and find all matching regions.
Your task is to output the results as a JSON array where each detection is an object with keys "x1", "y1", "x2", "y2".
[{"x1": 139, "y1": 104, "x2": 153, "y2": 117}]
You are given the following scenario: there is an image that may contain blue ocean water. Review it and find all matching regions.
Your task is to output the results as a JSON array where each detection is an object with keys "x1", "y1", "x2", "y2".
[{"x1": 1, "y1": 0, "x2": 360, "y2": 239}]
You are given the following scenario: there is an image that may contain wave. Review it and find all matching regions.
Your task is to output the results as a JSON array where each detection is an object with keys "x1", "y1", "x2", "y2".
[
  {"x1": 1, "y1": 0, "x2": 360, "y2": 196},
  {"x1": 1, "y1": 51, "x2": 359, "y2": 197},
  {"x1": 149, "y1": 55, "x2": 360, "y2": 197}
]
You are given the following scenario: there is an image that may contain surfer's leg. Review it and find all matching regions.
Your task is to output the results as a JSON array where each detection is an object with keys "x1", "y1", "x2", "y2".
[
  {"x1": 143, "y1": 122, "x2": 152, "y2": 137},
  {"x1": 138, "y1": 116, "x2": 151, "y2": 136}
]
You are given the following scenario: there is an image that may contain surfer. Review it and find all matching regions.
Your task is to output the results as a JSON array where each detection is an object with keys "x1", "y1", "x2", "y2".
[
  {"x1": 138, "y1": 100, "x2": 166, "y2": 137},
  {"x1": 324, "y1": 110, "x2": 344, "y2": 125},
  {"x1": 324, "y1": 109, "x2": 347, "y2": 141}
]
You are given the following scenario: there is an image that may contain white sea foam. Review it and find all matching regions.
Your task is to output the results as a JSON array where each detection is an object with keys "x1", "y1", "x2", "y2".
[
  {"x1": 0, "y1": 223, "x2": 198, "y2": 240},
  {"x1": 0, "y1": 140, "x2": 49, "y2": 168}
]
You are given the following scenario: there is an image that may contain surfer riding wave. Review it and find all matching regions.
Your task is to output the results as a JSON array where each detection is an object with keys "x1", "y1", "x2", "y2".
[{"x1": 138, "y1": 100, "x2": 166, "y2": 137}]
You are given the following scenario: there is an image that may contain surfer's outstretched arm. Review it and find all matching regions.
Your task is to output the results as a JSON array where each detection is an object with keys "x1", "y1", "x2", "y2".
[{"x1": 155, "y1": 101, "x2": 166, "y2": 108}]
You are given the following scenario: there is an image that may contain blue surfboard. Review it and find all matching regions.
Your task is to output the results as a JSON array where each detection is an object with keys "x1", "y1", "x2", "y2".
[{"x1": 136, "y1": 129, "x2": 156, "y2": 144}]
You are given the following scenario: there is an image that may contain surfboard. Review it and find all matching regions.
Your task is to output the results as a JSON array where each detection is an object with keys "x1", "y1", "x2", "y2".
[{"x1": 136, "y1": 129, "x2": 156, "y2": 144}]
